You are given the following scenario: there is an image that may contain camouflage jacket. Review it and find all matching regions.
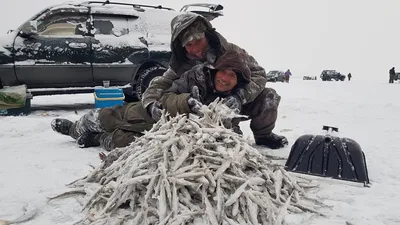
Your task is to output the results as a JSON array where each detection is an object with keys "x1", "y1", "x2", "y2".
[{"x1": 159, "y1": 64, "x2": 229, "y2": 116}]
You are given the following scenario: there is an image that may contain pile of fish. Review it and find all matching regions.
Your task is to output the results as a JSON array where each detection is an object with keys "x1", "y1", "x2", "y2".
[{"x1": 65, "y1": 100, "x2": 325, "y2": 225}]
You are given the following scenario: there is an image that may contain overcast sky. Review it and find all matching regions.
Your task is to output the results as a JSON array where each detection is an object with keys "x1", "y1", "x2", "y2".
[{"x1": 1, "y1": 0, "x2": 399, "y2": 80}]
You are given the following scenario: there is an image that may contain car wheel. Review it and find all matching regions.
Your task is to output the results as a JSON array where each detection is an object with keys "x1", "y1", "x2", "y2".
[{"x1": 135, "y1": 66, "x2": 166, "y2": 100}]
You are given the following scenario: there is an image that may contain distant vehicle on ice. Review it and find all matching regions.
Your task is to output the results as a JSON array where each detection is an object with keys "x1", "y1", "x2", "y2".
[
  {"x1": 320, "y1": 70, "x2": 346, "y2": 81},
  {"x1": 266, "y1": 70, "x2": 285, "y2": 82},
  {"x1": 303, "y1": 76, "x2": 317, "y2": 80}
]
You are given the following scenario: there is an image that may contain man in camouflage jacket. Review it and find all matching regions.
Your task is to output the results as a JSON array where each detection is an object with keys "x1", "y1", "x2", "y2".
[{"x1": 160, "y1": 51, "x2": 288, "y2": 149}]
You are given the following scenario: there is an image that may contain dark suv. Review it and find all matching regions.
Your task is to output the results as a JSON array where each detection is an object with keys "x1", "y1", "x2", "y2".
[
  {"x1": 0, "y1": 1, "x2": 223, "y2": 100},
  {"x1": 320, "y1": 70, "x2": 346, "y2": 81},
  {"x1": 266, "y1": 70, "x2": 285, "y2": 82}
]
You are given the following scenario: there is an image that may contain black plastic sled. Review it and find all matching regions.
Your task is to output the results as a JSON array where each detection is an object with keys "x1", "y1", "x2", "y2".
[{"x1": 285, "y1": 126, "x2": 370, "y2": 185}]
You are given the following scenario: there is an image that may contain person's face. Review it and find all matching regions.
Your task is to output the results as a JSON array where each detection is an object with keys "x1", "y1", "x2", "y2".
[
  {"x1": 214, "y1": 69, "x2": 238, "y2": 92},
  {"x1": 184, "y1": 35, "x2": 208, "y2": 60}
]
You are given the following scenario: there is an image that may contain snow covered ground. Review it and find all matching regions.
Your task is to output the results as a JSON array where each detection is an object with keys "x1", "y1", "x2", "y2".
[{"x1": 1, "y1": 79, "x2": 400, "y2": 225}]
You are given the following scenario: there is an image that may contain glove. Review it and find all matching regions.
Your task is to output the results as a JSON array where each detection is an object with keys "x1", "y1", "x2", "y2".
[
  {"x1": 223, "y1": 94, "x2": 242, "y2": 113},
  {"x1": 148, "y1": 102, "x2": 163, "y2": 121},
  {"x1": 187, "y1": 86, "x2": 203, "y2": 116},
  {"x1": 260, "y1": 89, "x2": 281, "y2": 112}
]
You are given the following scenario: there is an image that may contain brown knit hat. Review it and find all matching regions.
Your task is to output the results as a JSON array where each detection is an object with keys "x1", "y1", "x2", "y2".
[
  {"x1": 179, "y1": 20, "x2": 208, "y2": 47},
  {"x1": 214, "y1": 51, "x2": 251, "y2": 84}
]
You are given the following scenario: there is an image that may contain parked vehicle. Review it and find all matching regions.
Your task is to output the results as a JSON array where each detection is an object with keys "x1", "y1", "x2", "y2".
[
  {"x1": 266, "y1": 70, "x2": 285, "y2": 82},
  {"x1": 0, "y1": 1, "x2": 223, "y2": 100},
  {"x1": 303, "y1": 76, "x2": 317, "y2": 80},
  {"x1": 320, "y1": 70, "x2": 346, "y2": 81},
  {"x1": 394, "y1": 73, "x2": 400, "y2": 81}
]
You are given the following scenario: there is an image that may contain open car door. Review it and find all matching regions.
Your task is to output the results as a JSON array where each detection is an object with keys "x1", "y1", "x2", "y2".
[{"x1": 179, "y1": 4, "x2": 223, "y2": 21}]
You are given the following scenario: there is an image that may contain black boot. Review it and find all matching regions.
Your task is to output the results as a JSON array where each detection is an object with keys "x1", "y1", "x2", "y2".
[
  {"x1": 51, "y1": 118, "x2": 73, "y2": 136},
  {"x1": 255, "y1": 132, "x2": 288, "y2": 149},
  {"x1": 77, "y1": 132, "x2": 102, "y2": 148}
]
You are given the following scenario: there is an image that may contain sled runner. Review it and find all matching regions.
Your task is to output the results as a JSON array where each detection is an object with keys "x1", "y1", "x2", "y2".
[{"x1": 285, "y1": 126, "x2": 370, "y2": 185}]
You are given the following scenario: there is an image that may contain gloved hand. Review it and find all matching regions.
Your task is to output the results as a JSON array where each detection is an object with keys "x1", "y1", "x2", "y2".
[
  {"x1": 148, "y1": 102, "x2": 163, "y2": 121},
  {"x1": 260, "y1": 89, "x2": 281, "y2": 112},
  {"x1": 187, "y1": 86, "x2": 203, "y2": 116},
  {"x1": 223, "y1": 94, "x2": 242, "y2": 113}
]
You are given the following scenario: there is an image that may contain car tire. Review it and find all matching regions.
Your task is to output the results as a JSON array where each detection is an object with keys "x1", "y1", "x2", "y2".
[{"x1": 135, "y1": 66, "x2": 166, "y2": 100}]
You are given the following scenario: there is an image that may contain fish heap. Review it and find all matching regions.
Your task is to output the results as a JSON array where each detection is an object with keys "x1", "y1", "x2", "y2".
[{"x1": 64, "y1": 100, "x2": 325, "y2": 225}]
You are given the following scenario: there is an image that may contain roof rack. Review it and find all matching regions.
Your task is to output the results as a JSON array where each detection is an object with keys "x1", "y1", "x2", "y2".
[{"x1": 80, "y1": 1, "x2": 174, "y2": 11}]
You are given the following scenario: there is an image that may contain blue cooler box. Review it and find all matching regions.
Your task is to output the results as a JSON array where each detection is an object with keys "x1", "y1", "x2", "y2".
[{"x1": 94, "y1": 88, "x2": 125, "y2": 108}]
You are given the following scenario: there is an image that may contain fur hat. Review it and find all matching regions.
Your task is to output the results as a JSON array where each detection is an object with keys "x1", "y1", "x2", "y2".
[{"x1": 214, "y1": 51, "x2": 251, "y2": 84}]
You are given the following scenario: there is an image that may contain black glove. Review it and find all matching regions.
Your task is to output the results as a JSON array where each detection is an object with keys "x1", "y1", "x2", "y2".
[
  {"x1": 223, "y1": 94, "x2": 242, "y2": 113},
  {"x1": 148, "y1": 102, "x2": 163, "y2": 121},
  {"x1": 77, "y1": 132, "x2": 102, "y2": 148},
  {"x1": 261, "y1": 89, "x2": 281, "y2": 112},
  {"x1": 187, "y1": 86, "x2": 203, "y2": 116}
]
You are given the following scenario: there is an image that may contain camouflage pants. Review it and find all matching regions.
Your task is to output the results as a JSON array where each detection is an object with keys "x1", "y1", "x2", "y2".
[
  {"x1": 234, "y1": 87, "x2": 280, "y2": 139},
  {"x1": 69, "y1": 108, "x2": 104, "y2": 140}
]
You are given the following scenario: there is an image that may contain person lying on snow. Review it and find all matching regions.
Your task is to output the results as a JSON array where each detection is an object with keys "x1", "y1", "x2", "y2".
[{"x1": 51, "y1": 51, "x2": 287, "y2": 151}]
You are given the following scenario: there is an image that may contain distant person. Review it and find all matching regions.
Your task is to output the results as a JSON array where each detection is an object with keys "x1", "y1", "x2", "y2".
[
  {"x1": 347, "y1": 73, "x2": 352, "y2": 81},
  {"x1": 389, "y1": 67, "x2": 395, "y2": 83},
  {"x1": 284, "y1": 69, "x2": 292, "y2": 83}
]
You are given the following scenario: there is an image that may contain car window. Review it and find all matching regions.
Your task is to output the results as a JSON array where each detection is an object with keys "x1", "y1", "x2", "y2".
[
  {"x1": 36, "y1": 12, "x2": 87, "y2": 37},
  {"x1": 135, "y1": 9, "x2": 178, "y2": 45},
  {"x1": 137, "y1": 9, "x2": 177, "y2": 36},
  {"x1": 39, "y1": 23, "x2": 77, "y2": 36},
  {"x1": 92, "y1": 15, "x2": 145, "y2": 37}
]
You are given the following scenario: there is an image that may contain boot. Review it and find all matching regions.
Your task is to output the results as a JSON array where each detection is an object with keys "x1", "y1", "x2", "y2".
[
  {"x1": 255, "y1": 132, "x2": 288, "y2": 149},
  {"x1": 51, "y1": 118, "x2": 73, "y2": 136},
  {"x1": 77, "y1": 132, "x2": 102, "y2": 148}
]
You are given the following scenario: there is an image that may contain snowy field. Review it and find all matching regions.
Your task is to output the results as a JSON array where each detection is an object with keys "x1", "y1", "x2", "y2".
[{"x1": 1, "y1": 79, "x2": 399, "y2": 225}]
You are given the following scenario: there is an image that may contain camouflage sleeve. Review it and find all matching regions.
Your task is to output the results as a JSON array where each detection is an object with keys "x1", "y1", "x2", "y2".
[
  {"x1": 160, "y1": 72, "x2": 192, "y2": 117},
  {"x1": 141, "y1": 67, "x2": 180, "y2": 109},
  {"x1": 229, "y1": 44, "x2": 267, "y2": 105}
]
